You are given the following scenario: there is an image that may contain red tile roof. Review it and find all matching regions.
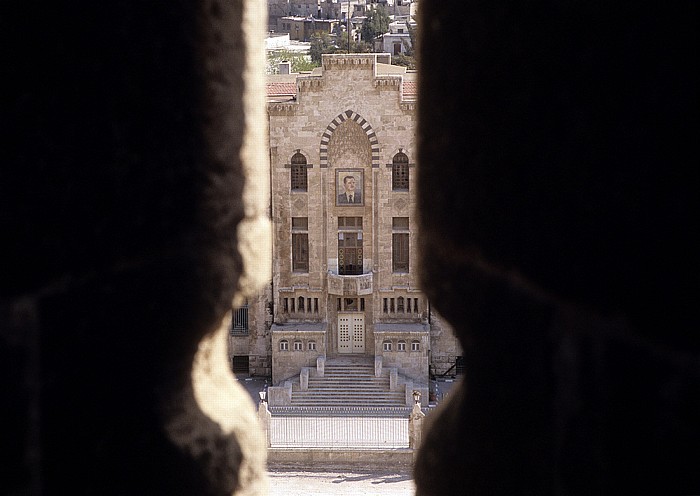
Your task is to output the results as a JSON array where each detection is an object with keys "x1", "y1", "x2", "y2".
[
  {"x1": 403, "y1": 81, "x2": 417, "y2": 99},
  {"x1": 267, "y1": 82, "x2": 297, "y2": 97}
]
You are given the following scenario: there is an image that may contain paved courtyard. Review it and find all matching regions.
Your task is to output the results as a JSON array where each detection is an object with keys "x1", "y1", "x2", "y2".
[{"x1": 267, "y1": 468, "x2": 416, "y2": 496}]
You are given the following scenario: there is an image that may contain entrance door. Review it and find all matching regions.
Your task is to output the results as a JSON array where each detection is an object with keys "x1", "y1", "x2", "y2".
[{"x1": 338, "y1": 313, "x2": 365, "y2": 354}]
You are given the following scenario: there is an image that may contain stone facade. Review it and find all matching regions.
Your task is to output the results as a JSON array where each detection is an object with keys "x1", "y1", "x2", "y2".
[{"x1": 229, "y1": 53, "x2": 460, "y2": 387}]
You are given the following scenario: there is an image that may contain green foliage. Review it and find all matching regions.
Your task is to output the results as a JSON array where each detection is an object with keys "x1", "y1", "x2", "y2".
[
  {"x1": 336, "y1": 37, "x2": 372, "y2": 55},
  {"x1": 266, "y1": 49, "x2": 318, "y2": 74},
  {"x1": 391, "y1": 17, "x2": 418, "y2": 69},
  {"x1": 309, "y1": 33, "x2": 336, "y2": 64},
  {"x1": 360, "y1": 6, "x2": 390, "y2": 48}
]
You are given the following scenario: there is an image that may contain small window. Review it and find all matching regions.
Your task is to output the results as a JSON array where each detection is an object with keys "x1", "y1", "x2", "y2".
[
  {"x1": 292, "y1": 217, "x2": 309, "y2": 272},
  {"x1": 398, "y1": 340, "x2": 406, "y2": 351},
  {"x1": 392, "y1": 152, "x2": 409, "y2": 190},
  {"x1": 338, "y1": 217, "x2": 363, "y2": 229},
  {"x1": 397, "y1": 296, "x2": 404, "y2": 313},
  {"x1": 392, "y1": 217, "x2": 409, "y2": 230},
  {"x1": 292, "y1": 217, "x2": 308, "y2": 230},
  {"x1": 280, "y1": 340, "x2": 289, "y2": 351},
  {"x1": 294, "y1": 340, "x2": 303, "y2": 351},
  {"x1": 230, "y1": 301, "x2": 249, "y2": 334},
  {"x1": 383, "y1": 340, "x2": 392, "y2": 352},
  {"x1": 298, "y1": 296, "x2": 305, "y2": 312},
  {"x1": 290, "y1": 152, "x2": 308, "y2": 191},
  {"x1": 308, "y1": 340, "x2": 316, "y2": 351},
  {"x1": 411, "y1": 340, "x2": 420, "y2": 351}
]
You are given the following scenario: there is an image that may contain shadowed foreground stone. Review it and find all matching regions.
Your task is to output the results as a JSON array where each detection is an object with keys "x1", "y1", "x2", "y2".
[
  {"x1": 414, "y1": 1, "x2": 699, "y2": 494},
  {"x1": 2, "y1": 1, "x2": 270, "y2": 495}
]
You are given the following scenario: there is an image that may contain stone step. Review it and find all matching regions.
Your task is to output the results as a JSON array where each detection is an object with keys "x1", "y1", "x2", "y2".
[
  {"x1": 290, "y1": 400, "x2": 406, "y2": 406},
  {"x1": 288, "y1": 358, "x2": 407, "y2": 408}
]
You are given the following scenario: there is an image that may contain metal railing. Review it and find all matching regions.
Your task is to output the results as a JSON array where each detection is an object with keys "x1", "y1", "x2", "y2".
[{"x1": 269, "y1": 415, "x2": 409, "y2": 449}]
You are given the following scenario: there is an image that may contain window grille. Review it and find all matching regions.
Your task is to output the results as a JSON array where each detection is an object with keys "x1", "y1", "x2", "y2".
[
  {"x1": 290, "y1": 152, "x2": 307, "y2": 191},
  {"x1": 230, "y1": 302, "x2": 249, "y2": 334},
  {"x1": 392, "y1": 152, "x2": 409, "y2": 190}
]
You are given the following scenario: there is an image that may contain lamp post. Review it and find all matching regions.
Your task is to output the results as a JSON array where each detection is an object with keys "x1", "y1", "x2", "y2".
[
  {"x1": 257, "y1": 389, "x2": 271, "y2": 448},
  {"x1": 409, "y1": 389, "x2": 425, "y2": 452}
]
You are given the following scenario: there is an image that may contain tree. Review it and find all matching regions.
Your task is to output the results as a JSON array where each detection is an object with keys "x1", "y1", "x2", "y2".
[
  {"x1": 360, "y1": 5, "x2": 390, "y2": 50},
  {"x1": 392, "y1": 17, "x2": 418, "y2": 69},
  {"x1": 266, "y1": 49, "x2": 317, "y2": 74},
  {"x1": 309, "y1": 33, "x2": 336, "y2": 64}
]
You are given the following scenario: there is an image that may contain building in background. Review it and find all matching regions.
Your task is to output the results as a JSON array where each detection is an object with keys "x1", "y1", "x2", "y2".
[{"x1": 229, "y1": 53, "x2": 460, "y2": 396}]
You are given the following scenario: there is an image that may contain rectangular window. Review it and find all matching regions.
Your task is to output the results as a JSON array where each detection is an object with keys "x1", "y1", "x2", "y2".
[
  {"x1": 393, "y1": 217, "x2": 409, "y2": 273},
  {"x1": 392, "y1": 233, "x2": 409, "y2": 272},
  {"x1": 292, "y1": 217, "x2": 309, "y2": 272},
  {"x1": 230, "y1": 302, "x2": 249, "y2": 335}
]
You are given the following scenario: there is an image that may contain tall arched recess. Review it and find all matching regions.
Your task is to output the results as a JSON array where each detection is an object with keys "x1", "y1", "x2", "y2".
[{"x1": 319, "y1": 110, "x2": 380, "y2": 168}]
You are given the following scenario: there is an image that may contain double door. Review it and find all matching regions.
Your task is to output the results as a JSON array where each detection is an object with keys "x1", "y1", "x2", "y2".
[{"x1": 338, "y1": 313, "x2": 365, "y2": 354}]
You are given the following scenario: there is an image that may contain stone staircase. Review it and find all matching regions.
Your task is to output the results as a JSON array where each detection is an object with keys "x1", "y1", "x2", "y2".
[{"x1": 287, "y1": 357, "x2": 407, "y2": 408}]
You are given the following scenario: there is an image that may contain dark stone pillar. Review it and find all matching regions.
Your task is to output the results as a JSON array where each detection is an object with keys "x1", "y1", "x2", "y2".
[
  {"x1": 415, "y1": 1, "x2": 699, "y2": 494},
  {"x1": 2, "y1": 1, "x2": 269, "y2": 495}
]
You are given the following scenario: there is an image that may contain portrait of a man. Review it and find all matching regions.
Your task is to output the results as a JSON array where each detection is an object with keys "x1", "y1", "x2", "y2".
[{"x1": 336, "y1": 170, "x2": 364, "y2": 205}]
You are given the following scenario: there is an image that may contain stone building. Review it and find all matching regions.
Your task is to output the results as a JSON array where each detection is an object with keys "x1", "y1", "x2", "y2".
[{"x1": 229, "y1": 53, "x2": 460, "y2": 392}]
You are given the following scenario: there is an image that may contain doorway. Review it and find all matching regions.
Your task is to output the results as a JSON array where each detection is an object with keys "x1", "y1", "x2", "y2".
[{"x1": 338, "y1": 313, "x2": 365, "y2": 353}]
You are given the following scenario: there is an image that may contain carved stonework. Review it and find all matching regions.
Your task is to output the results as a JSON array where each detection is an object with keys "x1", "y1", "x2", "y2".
[
  {"x1": 328, "y1": 119, "x2": 372, "y2": 169},
  {"x1": 394, "y1": 197, "x2": 408, "y2": 213},
  {"x1": 293, "y1": 198, "x2": 306, "y2": 210},
  {"x1": 327, "y1": 272, "x2": 373, "y2": 296}
]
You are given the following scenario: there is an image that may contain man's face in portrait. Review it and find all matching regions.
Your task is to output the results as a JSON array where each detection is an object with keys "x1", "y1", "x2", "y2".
[{"x1": 344, "y1": 176, "x2": 356, "y2": 193}]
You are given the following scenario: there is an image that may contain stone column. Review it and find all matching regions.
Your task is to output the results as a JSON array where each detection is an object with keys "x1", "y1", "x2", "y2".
[
  {"x1": 258, "y1": 400, "x2": 272, "y2": 448},
  {"x1": 409, "y1": 399, "x2": 426, "y2": 452}
]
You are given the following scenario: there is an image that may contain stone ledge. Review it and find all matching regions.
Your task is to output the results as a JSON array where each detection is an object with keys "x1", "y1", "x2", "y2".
[{"x1": 267, "y1": 448, "x2": 414, "y2": 470}]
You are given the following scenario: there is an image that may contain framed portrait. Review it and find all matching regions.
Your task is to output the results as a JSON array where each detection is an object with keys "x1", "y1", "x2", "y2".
[{"x1": 335, "y1": 169, "x2": 364, "y2": 206}]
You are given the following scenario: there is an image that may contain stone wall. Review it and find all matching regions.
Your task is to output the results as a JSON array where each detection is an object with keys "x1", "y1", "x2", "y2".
[{"x1": 271, "y1": 326, "x2": 327, "y2": 383}]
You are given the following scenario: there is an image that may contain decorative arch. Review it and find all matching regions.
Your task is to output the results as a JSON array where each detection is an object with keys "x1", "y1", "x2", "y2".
[{"x1": 319, "y1": 110, "x2": 380, "y2": 168}]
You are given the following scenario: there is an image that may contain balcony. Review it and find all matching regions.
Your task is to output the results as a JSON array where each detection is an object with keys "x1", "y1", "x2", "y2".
[{"x1": 327, "y1": 271, "x2": 373, "y2": 296}]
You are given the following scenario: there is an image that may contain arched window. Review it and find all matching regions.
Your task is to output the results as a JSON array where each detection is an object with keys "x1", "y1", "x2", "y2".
[
  {"x1": 293, "y1": 340, "x2": 303, "y2": 351},
  {"x1": 398, "y1": 340, "x2": 407, "y2": 351},
  {"x1": 279, "y1": 339, "x2": 289, "y2": 351},
  {"x1": 298, "y1": 296, "x2": 305, "y2": 312},
  {"x1": 290, "y1": 152, "x2": 307, "y2": 191},
  {"x1": 392, "y1": 152, "x2": 409, "y2": 190},
  {"x1": 411, "y1": 340, "x2": 420, "y2": 352},
  {"x1": 308, "y1": 340, "x2": 316, "y2": 351},
  {"x1": 383, "y1": 340, "x2": 392, "y2": 352}
]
